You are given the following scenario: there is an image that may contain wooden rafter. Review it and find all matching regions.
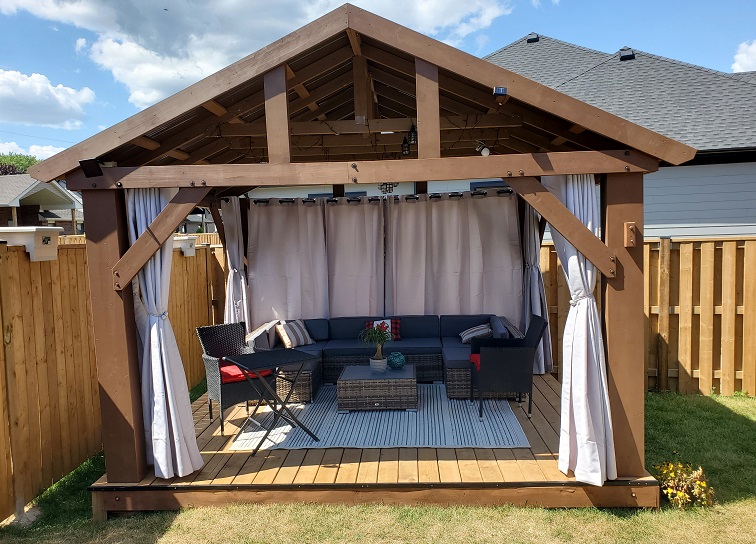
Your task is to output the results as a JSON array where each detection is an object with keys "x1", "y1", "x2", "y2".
[
  {"x1": 264, "y1": 66, "x2": 291, "y2": 164},
  {"x1": 286, "y1": 63, "x2": 327, "y2": 121},
  {"x1": 111, "y1": 187, "x2": 211, "y2": 291}
]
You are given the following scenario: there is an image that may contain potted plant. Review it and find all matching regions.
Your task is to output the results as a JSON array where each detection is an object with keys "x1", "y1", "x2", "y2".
[{"x1": 359, "y1": 321, "x2": 393, "y2": 372}]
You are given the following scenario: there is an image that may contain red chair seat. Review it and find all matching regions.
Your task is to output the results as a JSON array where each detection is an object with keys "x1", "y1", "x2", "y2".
[
  {"x1": 219, "y1": 361, "x2": 273, "y2": 384},
  {"x1": 470, "y1": 353, "x2": 480, "y2": 371}
]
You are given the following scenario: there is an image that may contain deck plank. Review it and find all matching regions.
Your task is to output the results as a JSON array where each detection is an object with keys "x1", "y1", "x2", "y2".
[
  {"x1": 492, "y1": 449, "x2": 526, "y2": 481},
  {"x1": 356, "y1": 448, "x2": 380, "y2": 483},
  {"x1": 335, "y1": 448, "x2": 363, "y2": 484},
  {"x1": 273, "y1": 449, "x2": 308, "y2": 484},
  {"x1": 212, "y1": 452, "x2": 251, "y2": 485},
  {"x1": 231, "y1": 453, "x2": 267, "y2": 485},
  {"x1": 473, "y1": 448, "x2": 504, "y2": 482},
  {"x1": 377, "y1": 448, "x2": 399, "y2": 483},
  {"x1": 398, "y1": 448, "x2": 419, "y2": 483},
  {"x1": 293, "y1": 449, "x2": 326, "y2": 484},
  {"x1": 314, "y1": 449, "x2": 344, "y2": 484},
  {"x1": 513, "y1": 448, "x2": 547, "y2": 482},
  {"x1": 436, "y1": 449, "x2": 461, "y2": 483},
  {"x1": 253, "y1": 449, "x2": 288, "y2": 484},
  {"x1": 455, "y1": 448, "x2": 483, "y2": 482},
  {"x1": 417, "y1": 448, "x2": 440, "y2": 483}
]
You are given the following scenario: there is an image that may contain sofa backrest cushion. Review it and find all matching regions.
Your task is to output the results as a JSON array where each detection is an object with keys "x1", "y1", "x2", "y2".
[
  {"x1": 328, "y1": 316, "x2": 383, "y2": 339},
  {"x1": 388, "y1": 315, "x2": 439, "y2": 338},
  {"x1": 440, "y1": 314, "x2": 492, "y2": 337},
  {"x1": 304, "y1": 318, "x2": 329, "y2": 342}
]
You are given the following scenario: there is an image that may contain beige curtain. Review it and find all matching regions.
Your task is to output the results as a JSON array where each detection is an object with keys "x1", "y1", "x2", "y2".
[
  {"x1": 247, "y1": 199, "x2": 328, "y2": 326},
  {"x1": 325, "y1": 197, "x2": 384, "y2": 317},
  {"x1": 386, "y1": 192, "x2": 523, "y2": 322}
]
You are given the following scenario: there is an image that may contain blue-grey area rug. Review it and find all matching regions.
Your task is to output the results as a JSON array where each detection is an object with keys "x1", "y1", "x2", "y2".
[{"x1": 230, "y1": 384, "x2": 529, "y2": 451}]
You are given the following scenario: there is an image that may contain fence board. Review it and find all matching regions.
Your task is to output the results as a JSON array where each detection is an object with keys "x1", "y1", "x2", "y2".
[
  {"x1": 0, "y1": 248, "x2": 15, "y2": 519},
  {"x1": 657, "y1": 239, "x2": 671, "y2": 391},
  {"x1": 678, "y1": 244, "x2": 694, "y2": 394},
  {"x1": 744, "y1": 242, "x2": 756, "y2": 396},
  {"x1": 699, "y1": 242, "x2": 715, "y2": 394}
]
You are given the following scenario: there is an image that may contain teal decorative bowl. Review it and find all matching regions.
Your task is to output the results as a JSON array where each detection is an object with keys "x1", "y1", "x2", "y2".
[{"x1": 387, "y1": 352, "x2": 406, "y2": 370}]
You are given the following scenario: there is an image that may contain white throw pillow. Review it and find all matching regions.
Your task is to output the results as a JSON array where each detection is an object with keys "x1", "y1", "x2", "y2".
[{"x1": 275, "y1": 319, "x2": 314, "y2": 349}]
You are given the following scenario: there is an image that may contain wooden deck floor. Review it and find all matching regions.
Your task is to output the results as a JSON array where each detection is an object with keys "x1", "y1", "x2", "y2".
[{"x1": 91, "y1": 374, "x2": 658, "y2": 517}]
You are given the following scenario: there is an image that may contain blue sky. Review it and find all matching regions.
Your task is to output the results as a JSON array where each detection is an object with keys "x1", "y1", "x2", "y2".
[{"x1": 1, "y1": 0, "x2": 754, "y2": 162}]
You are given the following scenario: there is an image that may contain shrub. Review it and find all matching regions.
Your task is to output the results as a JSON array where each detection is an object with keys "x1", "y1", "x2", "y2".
[{"x1": 653, "y1": 459, "x2": 716, "y2": 508}]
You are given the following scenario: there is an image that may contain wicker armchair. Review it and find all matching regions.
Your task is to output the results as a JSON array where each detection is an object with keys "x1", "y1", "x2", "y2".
[
  {"x1": 469, "y1": 315, "x2": 548, "y2": 420},
  {"x1": 196, "y1": 322, "x2": 273, "y2": 435}
]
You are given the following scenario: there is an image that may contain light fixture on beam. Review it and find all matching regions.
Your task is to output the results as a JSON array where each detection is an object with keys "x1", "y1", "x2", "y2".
[
  {"x1": 408, "y1": 124, "x2": 418, "y2": 145},
  {"x1": 475, "y1": 141, "x2": 491, "y2": 157},
  {"x1": 79, "y1": 158, "x2": 103, "y2": 178},
  {"x1": 401, "y1": 137, "x2": 411, "y2": 156}
]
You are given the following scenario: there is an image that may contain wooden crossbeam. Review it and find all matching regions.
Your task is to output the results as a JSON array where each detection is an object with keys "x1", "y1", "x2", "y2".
[
  {"x1": 111, "y1": 187, "x2": 211, "y2": 291},
  {"x1": 131, "y1": 136, "x2": 161, "y2": 151},
  {"x1": 65, "y1": 150, "x2": 658, "y2": 190},
  {"x1": 216, "y1": 113, "x2": 521, "y2": 138},
  {"x1": 505, "y1": 177, "x2": 616, "y2": 278}
]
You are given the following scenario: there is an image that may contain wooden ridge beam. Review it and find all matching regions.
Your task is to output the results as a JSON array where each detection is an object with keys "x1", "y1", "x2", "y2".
[
  {"x1": 505, "y1": 177, "x2": 616, "y2": 278},
  {"x1": 65, "y1": 150, "x2": 658, "y2": 190},
  {"x1": 111, "y1": 187, "x2": 211, "y2": 291}
]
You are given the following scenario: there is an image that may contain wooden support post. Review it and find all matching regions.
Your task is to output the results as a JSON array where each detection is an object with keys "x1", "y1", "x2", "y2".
[
  {"x1": 264, "y1": 65, "x2": 291, "y2": 164},
  {"x1": 353, "y1": 56, "x2": 370, "y2": 125},
  {"x1": 415, "y1": 58, "x2": 440, "y2": 195},
  {"x1": 81, "y1": 189, "x2": 146, "y2": 483},
  {"x1": 602, "y1": 173, "x2": 645, "y2": 478}
]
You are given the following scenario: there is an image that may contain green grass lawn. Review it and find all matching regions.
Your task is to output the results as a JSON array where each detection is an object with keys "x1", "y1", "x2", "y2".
[{"x1": 2, "y1": 389, "x2": 754, "y2": 544}]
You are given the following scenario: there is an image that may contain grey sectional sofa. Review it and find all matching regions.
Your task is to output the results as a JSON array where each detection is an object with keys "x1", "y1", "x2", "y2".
[{"x1": 253, "y1": 314, "x2": 514, "y2": 401}]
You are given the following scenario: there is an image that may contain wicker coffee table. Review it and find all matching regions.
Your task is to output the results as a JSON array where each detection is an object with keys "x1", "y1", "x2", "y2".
[{"x1": 337, "y1": 364, "x2": 418, "y2": 413}]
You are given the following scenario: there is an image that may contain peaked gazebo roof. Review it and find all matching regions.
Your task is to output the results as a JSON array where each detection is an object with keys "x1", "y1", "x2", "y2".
[{"x1": 30, "y1": 3, "x2": 694, "y2": 186}]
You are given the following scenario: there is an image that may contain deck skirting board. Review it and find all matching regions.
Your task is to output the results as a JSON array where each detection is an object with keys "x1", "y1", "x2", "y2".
[{"x1": 91, "y1": 479, "x2": 659, "y2": 517}]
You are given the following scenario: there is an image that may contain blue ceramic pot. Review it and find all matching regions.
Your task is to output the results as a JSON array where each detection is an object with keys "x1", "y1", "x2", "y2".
[{"x1": 387, "y1": 352, "x2": 406, "y2": 370}]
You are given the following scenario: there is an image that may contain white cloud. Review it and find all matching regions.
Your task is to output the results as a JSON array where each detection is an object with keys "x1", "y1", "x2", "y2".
[
  {"x1": 0, "y1": 141, "x2": 66, "y2": 159},
  {"x1": 531, "y1": 0, "x2": 559, "y2": 6},
  {"x1": 732, "y1": 40, "x2": 756, "y2": 72},
  {"x1": 0, "y1": 69, "x2": 95, "y2": 129},
  {"x1": 75, "y1": 37, "x2": 87, "y2": 53},
  {"x1": 0, "y1": 0, "x2": 515, "y2": 109}
]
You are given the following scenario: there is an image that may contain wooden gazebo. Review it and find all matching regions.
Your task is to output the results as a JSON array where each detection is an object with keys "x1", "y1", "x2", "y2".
[{"x1": 30, "y1": 4, "x2": 694, "y2": 514}]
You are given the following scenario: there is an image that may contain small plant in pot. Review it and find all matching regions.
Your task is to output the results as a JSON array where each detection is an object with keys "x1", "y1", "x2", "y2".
[{"x1": 359, "y1": 321, "x2": 393, "y2": 372}]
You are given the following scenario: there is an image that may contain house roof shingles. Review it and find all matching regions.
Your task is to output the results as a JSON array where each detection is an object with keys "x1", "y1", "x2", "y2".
[{"x1": 485, "y1": 35, "x2": 756, "y2": 153}]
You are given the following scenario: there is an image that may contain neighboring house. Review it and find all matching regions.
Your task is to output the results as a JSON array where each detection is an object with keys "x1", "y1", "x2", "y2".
[
  {"x1": 0, "y1": 174, "x2": 83, "y2": 234},
  {"x1": 486, "y1": 34, "x2": 756, "y2": 238}
]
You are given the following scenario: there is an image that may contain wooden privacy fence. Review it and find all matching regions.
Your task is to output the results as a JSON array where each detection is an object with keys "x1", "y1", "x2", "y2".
[
  {"x1": 0, "y1": 241, "x2": 222, "y2": 521},
  {"x1": 540, "y1": 237, "x2": 756, "y2": 396}
]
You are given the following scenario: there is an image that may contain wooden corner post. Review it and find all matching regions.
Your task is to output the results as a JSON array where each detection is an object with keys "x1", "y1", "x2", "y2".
[
  {"x1": 602, "y1": 172, "x2": 645, "y2": 478},
  {"x1": 82, "y1": 189, "x2": 147, "y2": 483}
]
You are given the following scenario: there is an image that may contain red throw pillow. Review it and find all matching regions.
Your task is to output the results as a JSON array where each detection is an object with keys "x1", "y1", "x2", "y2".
[
  {"x1": 470, "y1": 354, "x2": 481, "y2": 371},
  {"x1": 364, "y1": 319, "x2": 402, "y2": 341},
  {"x1": 219, "y1": 361, "x2": 272, "y2": 384}
]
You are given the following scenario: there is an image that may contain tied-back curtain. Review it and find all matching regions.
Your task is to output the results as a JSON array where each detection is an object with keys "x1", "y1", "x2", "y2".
[
  {"x1": 247, "y1": 199, "x2": 328, "y2": 325},
  {"x1": 325, "y1": 197, "x2": 384, "y2": 317},
  {"x1": 541, "y1": 174, "x2": 616, "y2": 486},
  {"x1": 523, "y1": 204, "x2": 554, "y2": 374},
  {"x1": 221, "y1": 198, "x2": 251, "y2": 332},
  {"x1": 126, "y1": 188, "x2": 204, "y2": 479},
  {"x1": 386, "y1": 192, "x2": 523, "y2": 322}
]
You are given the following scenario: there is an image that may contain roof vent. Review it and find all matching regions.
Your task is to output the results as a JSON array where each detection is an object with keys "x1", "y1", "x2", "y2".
[
  {"x1": 619, "y1": 47, "x2": 635, "y2": 61},
  {"x1": 526, "y1": 33, "x2": 539, "y2": 43}
]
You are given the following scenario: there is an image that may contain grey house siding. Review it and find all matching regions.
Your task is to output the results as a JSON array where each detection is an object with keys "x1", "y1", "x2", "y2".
[{"x1": 645, "y1": 162, "x2": 756, "y2": 238}]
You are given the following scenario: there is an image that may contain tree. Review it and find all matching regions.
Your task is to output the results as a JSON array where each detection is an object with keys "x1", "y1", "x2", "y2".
[{"x1": 0, "y1": 153, "x2": 38, "y2": 175}]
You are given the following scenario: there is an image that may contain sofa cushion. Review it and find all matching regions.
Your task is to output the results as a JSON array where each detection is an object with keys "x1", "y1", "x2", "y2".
[
  {"x1": 442, "y1": 347, "x2": 472, "y2": 368},
  {"x1": 389, "y1": 315, "x2": 439, "y2": 338},
  {"x1": 288, "y1": 340, "x2": 328, "y2": 358},
  {"x1": 219, "y1": 361, "x2": 273, "y2": 383},
  {"x1": 322, "y1": 338, "x2": 376, "y2": 357},
  {"x1": 440, "y1": 314, "x2": 492, "y2": 337},
  {"x1": 489, "y1": 316, "x2": 508, "y2": 339},
  {"x1": 303, "y1": 319, "x2": 329, "y2": 342},
  {"x1": 329, "y1": 316, "x2": 383, "y2": 339},
  {"x1": 278, "y1": 356, "x2": 322, "y2": 373},
  {"x1": 441, "y1": 336, "x2": 466, "y2": 349},
  {"x1": 383, "y1": 337, "x2": 441, "y2": 355}
]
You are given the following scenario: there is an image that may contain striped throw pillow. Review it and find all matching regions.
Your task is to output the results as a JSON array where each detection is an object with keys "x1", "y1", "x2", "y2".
[
  {"x1": 459, "y1": 323, "x2": 493, "y2": 344},
  {"x1": 275, "y1": 319, "x2": 314, "y2": 349}
]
